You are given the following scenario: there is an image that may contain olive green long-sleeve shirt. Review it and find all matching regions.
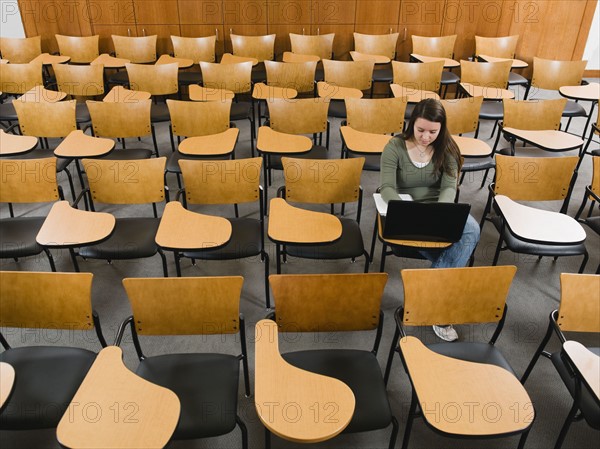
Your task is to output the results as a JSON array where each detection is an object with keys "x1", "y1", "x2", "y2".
[{"x1": 379, "y1": 137, "x2": 458, "y2": 203}]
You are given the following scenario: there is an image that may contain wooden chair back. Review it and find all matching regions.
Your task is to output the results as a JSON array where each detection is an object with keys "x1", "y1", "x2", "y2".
[
  {"x1": 411, "y1": 35, "x2": 456, "y2": 59},
  {"x1": 200, "y1": 61, "x2": 252, "y2": 94},
  {"x1": 55, "y1": 34, "x2": 100, "y2": 63},
  {"x1": 180, "y1": 157, "x2": 262, "y2": 205},
  {"x1": 591, "y1": 155, "x2": 600, "y2": 197},
  {"x1": 264, "y1": 60, "x2": 316, "y2": 94},
  {"x1": 270, "y1": 273, "x2": 387, "y2": 332},
  {"x1": 282, "y1": 52, "x2": 320, "y2": 63},
  {"x1": 441, "y1": 96, "x2": 483, "y2": 135},
  {"x1": 0, "y1": 62, "x2": 43, "y2": 95},
  {"x1": 0, "y1": 271, "x2": 94, "y2": 330},
  {"x1": 322, "y1": 59, "x2": 374, "y2": 91},
  {"x1": 14, "y1": 99, "x2": 77, "y2": 138},
  {"x1": 171, "y1": 35, "x2": 216, "y2": 62},
  {"x1": 112, "y1": 35, "x2": 157, "y2": 63},
  {"x1": 87, "y1": 99, "x2": 152, "y2": 138},
  {"x1": 289, "y1": 33, "x2": 334, "y2": 60},
  {"x1": 494, "y1": 154, "x2": 579, "y2": 201},
  {"x1": 0, "y1": 36, "x2": 41, "y2": 63},
  {"x1": 282, "y1": 157, "x2": 364, "y2": 204},
  {"x1": 401, "y1": 266, "x2": 517, "y2": 326},
  {"x1": 0, "y1": 157, "x2": 60, "y2": 203},
  {"x1": 268, "y1": 97, "x2": 329, "y2": 134},
  {"x1": 345, "y1": 97, "x2": 406, "y2": 135},
  {"x1": 392, "y1": 60, "x2": 444, "y2": 92},
  {"x1": 82, "y1": 157, "x2": 166, "y2": 204},
  {"x1": 126, "y1": 62, "x2": 178, "y2": 96},
  {"x1": 123, "y1": 276, "x2": 243, "y2": 335},
  {"x1": 53, "y1": 63, "x2": 104, "y2": 98},
  {"x1": 460, "y1": 60, "x2": 512, "y2": 88},
  {"x1": 167, "y1": 99, "x2": 231, "y2": 137},
  {"x1": 188, "y1": 85, "x2": 235, "y2": 102},
  {"x1": 475, "y1": 35, "x2": 519, "y2": 58},
  {"x1": 556, "y1": 273, "x2": 600, "y2": 332},
  {"x1": 503, "y1": 98, "x2": 567, "y2": 131},
  {"x1": 354, "y1": 32, "x2": 399, "y2": 59},
  {"x1": 531, "y1": 57, "x2": 587, "y2": 91},
  {"x1": 230, "y1": 33, "x2": 275, "y2": 62}
]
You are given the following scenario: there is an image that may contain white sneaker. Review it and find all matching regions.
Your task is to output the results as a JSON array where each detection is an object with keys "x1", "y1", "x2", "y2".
[{"x1": 433, "y1": 325, "x2": 458, "y2": 342}]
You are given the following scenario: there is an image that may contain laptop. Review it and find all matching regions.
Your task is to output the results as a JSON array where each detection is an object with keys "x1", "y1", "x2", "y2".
[{"x1": 381, "y1": 200, "x2": 471, "y2": 243}]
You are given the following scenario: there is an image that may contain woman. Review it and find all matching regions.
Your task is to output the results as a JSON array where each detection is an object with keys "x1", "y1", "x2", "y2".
[{"x1": 380, "y1": 98, "x2": 480, "y2": 341}]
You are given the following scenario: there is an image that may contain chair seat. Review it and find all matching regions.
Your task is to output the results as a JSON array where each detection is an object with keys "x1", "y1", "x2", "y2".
[
  {"x1": 479, "y1": 101, "x2": 504, "y2": 120},
  {"x1": 562, "y1": 100, "x2": 587, "y2": 118},
  {"x1": 182, "y1": 217, "x2": 262, "y2": 260},
  {"x1": 107, "y1": 70, "x2": 129, "y2": 86},
  {"x1": 178, "y1": 71, "x2": 202, "y2": 86},
  {"x1": 268, "y1": 145, "x2": 329, "y2": 169},
  {"x1": 347, "y1": 150, "x2": 380, "y2": 171},
  {"x1": 8, "y1": 149, "x2": 72, "y2": 172},
  {"x1": 151, "y1": 102, "x2": 171, "y2": 123},
  {"x1": 100, "y1": 148, "x2": 153, "y2": 160},
  {"x1": 251, "y1": 66, "x2": 267, "y2": 84},
  {"x1": 230, "y1": 102, "x2": 252, "y2": 121},
  {"x1": 0, "y1": 216, "x2": 46, "y2": 258},
  {"x1": 551, "y1": 347, "x2": 600, "y2": 429},
  {"x1": 372, "y1": 66, "x2": 393, "y2": 83},
  {"x1": 0, "y1": 102, "x2": 18, "y2": 121},
  {"x1": 328, "y1": 100, "x2": 347, "y2": 119},
  {"x1": 78, "y1": 217, "x2": 159, "y2": 260},
  {"x1": 0, "y1": 346, "x2": 96, "y2": 429},
  {"x1": 428, "y1": 342, "x2": 516, "y2": 375},
  {"x1": 75, "y1": 103, "x2": 90, "y2": 124},
  {"x1": 461, "y1": 156, "x2": 495, "y2": 172},
  {"x1": 441, "y1": 71, "x2": 460, "y2": 85},
  {"x1": 136, "y1": 353, "x2": 240, "y2": 440},
  {"x1": 166, "y1": 150, "x2": 230, "y2": 174},
  {"x1": 283, "y1": 349, "x2": 393, "y2": 433},
  {"x1": 583, "y1": 216, "x2": 600, "y2": 234},
  {"x1": 508, "y1": 72, "x2": 528, "y2": 86},
  {"x1": 285, "y1": 218, "x2": 365, "y2": 259}
]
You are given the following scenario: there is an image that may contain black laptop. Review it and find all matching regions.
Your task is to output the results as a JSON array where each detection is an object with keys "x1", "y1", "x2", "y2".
[{"x1": 382, "y1": 200, "x2": 471, "y2": 242}]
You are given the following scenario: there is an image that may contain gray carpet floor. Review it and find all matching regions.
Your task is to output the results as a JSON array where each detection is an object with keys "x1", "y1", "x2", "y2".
[{"x1": 1, "y1": 81, "x2": 599, "y2": 448}]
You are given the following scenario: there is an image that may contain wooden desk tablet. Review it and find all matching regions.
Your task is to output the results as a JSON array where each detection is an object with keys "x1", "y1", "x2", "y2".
[
  {"x1": 189, "y1": 85, "x2": 235, "y2": 102},
  {"x1": 501, "y1": 127, "x2": 585, "y2": 152},
  {"x1": 340, "y1": 126, "x2": 392, "y2": 154},
  {"x1": 410, "y1": 53, "x2": 459, "y2": 68},
  {"x1": 56, "y1": 346, "x2": 180, "y2": 449},
  {"x1": 349, "y1": 51, "x2": 390, "y2": 64},
  {"x1": 0, "y1": 130, "x2": 38, "y2": 156},
  {"x1": 91, "y1": 53, "x2": 130, "y2": 69},
  {"x1": 478, "y1": 54, "x2": 528, "y2": 69},
  {"x1": 317, "y1": 81, "x2": 363, "y2": 100},
  {"x1": 559, "y1": 82, "x2": 600, "y2": 102},
  {"x1": 156, "y1": 54, "x2": 194, "y2": 69},
  {"x1": 460, "y1": 83, "x2": 514, "y2": 100},
  {"x1": 400, "y1": 336, "x2": 533, "y2": 436},
  {"x1": 0, "y1": 362, "x2": 15, "y2": 410},
  {"x1": 257, "y1": 126, "x2": 313, "y2": 154},
  {"x1": 155, "y1": 201, "x2": 232, "y2": 251},
  {"x1": 254, "y1": 320, "x2": 355, "y2": 443},
  {"x1": 102, "y1": 85, "x2": 151, "y2": 103},
  {"x1": 220, "y1": 52, "x2": 259, "y2": 66},
  {"x1": 178, "y1": 128, "x2": 239, "y2": 156},
  {"x1": 268, "y1": 198, "x2": 342, "y2": 244},
  {"x1": 54, "y1": 130, "x2": 115, "y2": 158},
  {"x1": 563, "y1": 340, "x2": 600, "y2": 401},
  {"x1": 390, "y1": 84, "x2": 440, "y2": 102},
  {"x1": 36, "y1": 201, "x2": 115, "y2": 247},
  {"x1": 30, "y1": 53, "x2": 70, "y2": 65},
  {"x1": 18, "y1": 85, "x2": 67, "y2": 103},
  {"x1": 252, "y1": 83, "x2": 298, "y2": 100},
  {"x1": 452, "y1": 135, "x2": 492, "y2": 157},
  {"x1": 494, "y1": 195, "x2": 587, "y2": 244}
]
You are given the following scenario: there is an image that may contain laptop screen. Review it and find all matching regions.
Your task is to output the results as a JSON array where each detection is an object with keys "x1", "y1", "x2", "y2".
[{"x1": 382, "y1": 200, "x2": 471, "y2": 242}]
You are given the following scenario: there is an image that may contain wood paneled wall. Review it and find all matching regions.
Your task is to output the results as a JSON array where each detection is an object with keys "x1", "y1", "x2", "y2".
[{"x1": 18, "y1": 0, "x2": 596, "y2": 75}]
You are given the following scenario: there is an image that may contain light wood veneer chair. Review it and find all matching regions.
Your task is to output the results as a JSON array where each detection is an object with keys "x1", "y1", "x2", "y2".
[
  {"x1": 171, "y1": 34, "x2": 216, "y2": 86},
  {"x1": 474, "y1": 35, "x2": 528, "y2": 87},
  {"x1": 391, "y1": 60, "x2": 443, "y2": 118},
  {"x1": 574, "y1": 154, "x2": 600, "y2": 273},
  {"x1": 55, "y1": 34, "x2": 100, "y2": 64},
  {"x1": 0, "y1": 61, "x2": 44, "y2": 126},
  {"x1": 411, "y1": 34, "x2": 459, "y2": 97},
  {"x1": 0, "y1": 36, "x2": 42, "y2": 63},
  {"x1": 319, "y1": 59, "x2": 374, "y2": 118}
]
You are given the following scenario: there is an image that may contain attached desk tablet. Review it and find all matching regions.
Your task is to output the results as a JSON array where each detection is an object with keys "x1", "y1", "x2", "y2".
[
  {"x1": 390, "y1": 84, "x2": 440, "y2": 102},
  {"x1": 350, "y1": 51, "x2": 391, "y2": 64},
  {"x1": 0, "y1": 362, "x2": 15, "y2": 410},
  {"x1": 559, "y1": 82, "x2": 600, "y2": 137},
  {"x1": 56, "y1": 346, "x2": 180, "y2": 449},
  {"x1": 562, "y1": 340, "x2": 600, "y2": 402},
  {"x1": 102, "y1": 85, "x2": 151, "y2": 103},
  {"x1": 340, "y1": 126, "x2": 393, "y2": 154},
  {"x1": 254, "y1": 319, "x2": 355, "y2": 443},
  {"x1": 317, "y1": 81, "x2": 363, "y2": 100},
  {"x1": 220, "y1": 52, "x2": 259, "y2": 66},
  {"x1": 156, "y1": 54, "x2": 194, "y2": 69},
  {"x1": 91, "y1": 53, "x2": 130, "y2": 69},
  {"x1": 18, "y1": 85, "x2": 67, "y2": 103},
  {"x1": 54, "y1": 130, "x2": 115, "y2": 159},
  {"x1": 410, "y1": 53, "x2": 459, "y2": 68},
  {"x1": 178, "y1": 128, "x2": 239, "y2": 156},
  {"x1": 30, "y1": 53, "x2": 70, "y2": 65},
  {"x1": 452, "y1": 134, "x2": 492, "y2": 157},
  {"x1": 477, "y1": 54, "x2": 529, "y2": 69},
  {"x1": 501, "y1": 127, "x2": 585, "y2": 154},
  {"x1": 0, "y1": 130, "x2": 38, "y2": 156},
  {"x1": 460, "y1": 83, "x2": 514, "y2": 100}
]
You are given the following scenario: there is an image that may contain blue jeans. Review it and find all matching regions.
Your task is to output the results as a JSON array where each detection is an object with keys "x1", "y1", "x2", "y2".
[{"x1": 419, "y1": 214, "x2": 480, "y2": 268}]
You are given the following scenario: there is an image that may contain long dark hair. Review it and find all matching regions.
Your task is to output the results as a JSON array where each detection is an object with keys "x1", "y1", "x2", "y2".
[{"x1": 402, "y1": 98, "x2": 461, "y2": 176}]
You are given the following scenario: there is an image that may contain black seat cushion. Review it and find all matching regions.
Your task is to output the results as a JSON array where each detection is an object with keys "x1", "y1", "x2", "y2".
[
  {"x1": 78, "y1": 217, "x2": 159, "y2": 260},
  {"x1": 107, "y1": 70, "x2": 129, "y2": 86},
  {"x1": 562, "y1": 100, "x2": 587, "y2": 118},
  {"x1": 268, "y1": 145, "x2": 329, "y2": 170},
  {"x1": 136, "y1": 353, "x2": 240, "y2": 439},
  {"x1": 0, "y1": 217, "x2": 46, "y2": 258},
  {"x1": 75, "y1": 103, "x2": 91, "y2": 124},
  {"x1": 441, "y1": 71, "x2": 460, "y2": 85},
  {"x1": 427, "y1": 342, "x2": 516, "y2": 376},
  {"x1": 230, "y1": 102, "x2": 252, "y2": 121},
  {"x1": 508, "y1": 72, "x2": 528, "y2": 86},
  {"x1": 6, "y1": 149, "x2": 72, "y2": 172},
  {"x1": 100, "y1": 148, "x2": 153, "y2": 160},
  {"x1": 551, "y1": 347, "x2": 600, "y2": 429},
  {"x1": 285, "y1": 218, "x2": 365, "y2": 260},
  {"x1": 461, "y1": 156, "x2": 495, "y2": 172},
  {"x1": 151, "y1": 102, "x2": 171, "y2": 123},
  {"x1": 251, "y1": 66, "x2": 267, "y2": 84},
  {"x1": 479, "y1": 102, "x2": 504, "y2": 120},
  {"x1": 166, "y1": 150, "x2": 230, "y2": 174},
  {"x1": 182, "y1": 217, "x2": 262, "y2": 260},
  {"x1": 283, "y1": 349, "x2": 393, "y2": 433},
  {"x1": 178, "y1": 71, "x2": 202, "y2": 86},
  {"x1": 328, "y1": 100, "x2": 347, "y2": 119},
  {"x1": 372, "y1": 66, "x2": 393, "y2": 83},
  {"x1": 583, "y1": 216, "x2": 600, "y2": 234},
  {"x1": 0, "y1": 346, "x2": 96, "y2": 429},
  {"x1": 0, "y1": 102, "x2": 18, "y2": 121}
]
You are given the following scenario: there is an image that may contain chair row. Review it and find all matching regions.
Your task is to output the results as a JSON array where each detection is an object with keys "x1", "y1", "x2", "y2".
[{"x1": 0, "y1": 268, "x2": 598, "y2": 449}]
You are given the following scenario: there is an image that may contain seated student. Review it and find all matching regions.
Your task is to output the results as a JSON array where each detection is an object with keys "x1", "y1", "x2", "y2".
[{"x1": 380, "y1": 98, "x2": 480, "y2": 341}]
